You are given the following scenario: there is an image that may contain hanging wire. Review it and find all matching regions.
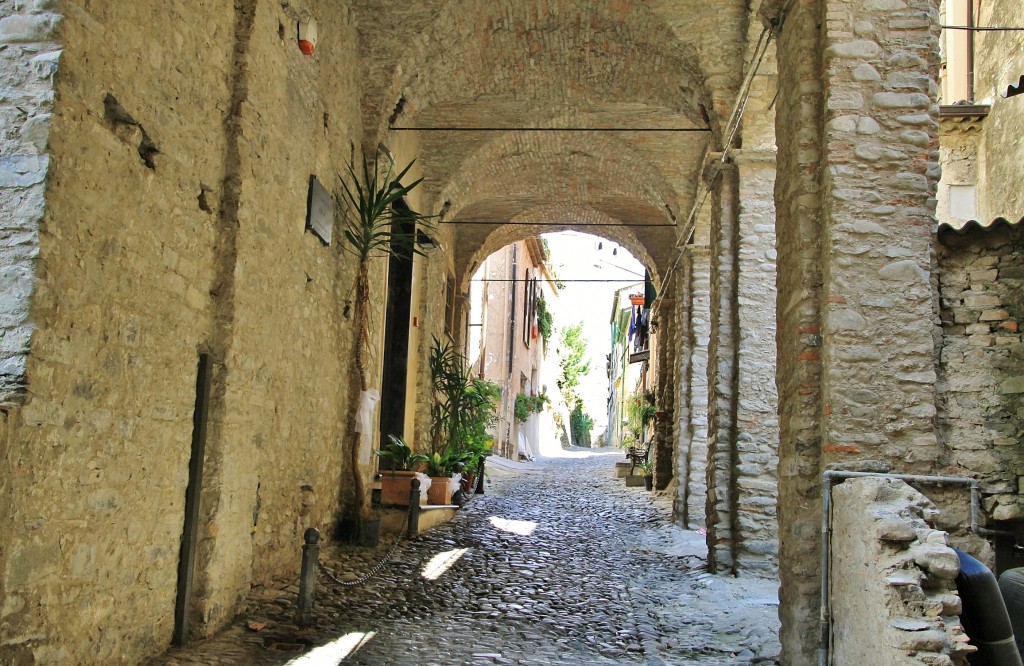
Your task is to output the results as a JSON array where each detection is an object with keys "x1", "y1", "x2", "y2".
[
  {"x1": 658, "y1": 22, "x2": 776, "y2": 299},
  {"x1": 941, "y1": 25, "x2": 1024, "y2": 31}
]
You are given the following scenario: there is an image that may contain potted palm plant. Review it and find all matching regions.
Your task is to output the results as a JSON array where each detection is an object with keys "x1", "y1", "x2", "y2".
[
  {"x1": 428, "y1": 337, "x2": 500, "y2": 496},
  {"x1": 339, "y1": 154, "x2": 429, "y2": 528}
]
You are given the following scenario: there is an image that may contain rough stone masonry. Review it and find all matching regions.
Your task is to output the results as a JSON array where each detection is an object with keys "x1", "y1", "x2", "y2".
[{"x1": 1, "y1": 1, "x2": 1019, "y2": 665}]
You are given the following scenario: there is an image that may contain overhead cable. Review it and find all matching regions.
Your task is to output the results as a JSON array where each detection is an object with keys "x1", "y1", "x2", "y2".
[
  {"x1": 659, "y1": 24, "x2": 775, "y2": 298},
  {"x1": 941, "y1": 25, "x2": 1024, "y2": 31}
]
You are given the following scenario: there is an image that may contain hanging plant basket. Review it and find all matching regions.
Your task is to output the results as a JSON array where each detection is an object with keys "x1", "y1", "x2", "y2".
[{"x1": 629, "y1": 294, "x2": 645, "y2": 306}]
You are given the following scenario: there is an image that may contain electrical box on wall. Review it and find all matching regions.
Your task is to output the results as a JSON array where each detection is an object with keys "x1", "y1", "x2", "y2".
[{"x1": 306, "y1": 175, "x2": 333, "y2": 245}]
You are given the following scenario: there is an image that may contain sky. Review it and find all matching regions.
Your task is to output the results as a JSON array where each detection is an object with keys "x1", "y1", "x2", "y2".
[{"x1": 542, "y1": 231, "x2": 645, "y2": 442}]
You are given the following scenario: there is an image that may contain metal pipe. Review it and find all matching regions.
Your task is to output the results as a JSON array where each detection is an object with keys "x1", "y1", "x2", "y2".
[
  {"x1": 388, "y1": 125, "x2": 711, "y2": 132},
  {"x1": 818, "y1": 470, "x2": 1017, "y2": 666},
  {"x1": 440, "y1": 220, "x2": 674, "y2": 227}
]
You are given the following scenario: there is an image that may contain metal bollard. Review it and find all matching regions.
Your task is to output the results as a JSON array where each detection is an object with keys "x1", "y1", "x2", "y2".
[
  {"x1": 475, "y1": 456, "x2": 486, "y2": 494},
  {"x1": 407, "y1": 478, "x2": 421, "y2": 537},
  {"x1": 295, "y1": 527, "x2": 320, "y2": 627}
]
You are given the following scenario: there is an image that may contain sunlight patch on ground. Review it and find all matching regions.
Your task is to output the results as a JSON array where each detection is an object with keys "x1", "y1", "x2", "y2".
[
  {"x1": 284, "y1": 631, "x2": 375, "y2": 665},
  {"x1": 421, "y1": 548, "x2": 470, "y2": 581},
  {"x1": 488, "y1": 516, "x2": 538, "y2": 536}
]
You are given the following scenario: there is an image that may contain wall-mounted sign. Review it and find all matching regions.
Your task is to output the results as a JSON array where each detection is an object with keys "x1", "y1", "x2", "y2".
[{"x1": 306, "y1": 175, "x2": 333, "y2": 245}]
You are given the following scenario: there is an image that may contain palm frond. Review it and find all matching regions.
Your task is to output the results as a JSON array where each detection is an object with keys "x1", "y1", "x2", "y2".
[{"x1": 339, "y1": 156, "x2": 435, "y2": 262}]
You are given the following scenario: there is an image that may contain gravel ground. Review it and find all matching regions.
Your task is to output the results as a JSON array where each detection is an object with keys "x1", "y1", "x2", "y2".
[{"x1": 155, "y1": 450, "x2": 781, "y2": 665}]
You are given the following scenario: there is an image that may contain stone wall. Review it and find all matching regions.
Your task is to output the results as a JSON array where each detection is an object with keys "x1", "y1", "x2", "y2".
[
  {"x1": 936, "y1": 221, "x2": 1024, "y2": 526},
  {"x1": 0, "y1": 0, "x2": 60, "y2": 400},
  {"x1": 734, "y1": 153, "x2": 779, "y2": 573},
  {"x1": 770, "y1": 0, "x2": 944, "y2": 660},
  {"x1": 706, "y1": 163, "x2": 741, "y2": 573},
  {"x1": 673, "y1": 247, "x2": 710, "y2": 529},
  {"x1": 830, "y1": 477, "x2": 969, "y2": 665},
  {"x1": 972, "y1": 2, "x2": 1024, "y2": 223},
  {"x1": 0, "y1": 1, "x2": 372, "y2": 662}
]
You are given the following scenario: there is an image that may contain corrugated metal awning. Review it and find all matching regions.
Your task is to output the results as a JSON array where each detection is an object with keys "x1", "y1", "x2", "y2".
[{"x1": 937, "y1": 216, "x2": 1024, "y2": 243}]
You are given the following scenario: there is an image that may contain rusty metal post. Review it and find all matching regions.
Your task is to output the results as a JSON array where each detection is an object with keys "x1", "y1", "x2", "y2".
[
  {"x1": 295, "y1": 527, "x2": 320, "y2": 627},
  {"x1": 407, "y1": 478, "x2": 421, "y2": 537}
]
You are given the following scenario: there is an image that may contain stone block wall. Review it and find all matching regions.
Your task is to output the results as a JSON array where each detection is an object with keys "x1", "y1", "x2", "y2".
[
  {"x1": 936, "y1": 221, "x2": 1024, "y2": 525},
  {"x1": 972, "y1": 2, "x2": 1024, "y2": 222},
  {"x1": 0, "y1": 0, "x2": 60, "y2": 400},
  {"x1": 830, "y1": 477, "x2": 970, "y2": 666},
  {"x1": 0, "y1": 1, "x2": 372, "y2": 663}
]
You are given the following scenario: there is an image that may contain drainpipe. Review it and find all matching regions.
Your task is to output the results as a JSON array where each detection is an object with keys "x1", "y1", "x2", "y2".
[{"x1": 819, "y1": 470, "x2": 1017, "y2": 666}]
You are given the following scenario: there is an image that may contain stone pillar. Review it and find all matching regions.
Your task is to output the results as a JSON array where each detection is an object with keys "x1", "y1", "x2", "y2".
[
  {"x1": 653, "y1": 300, "x2": 675, "y2": 491},
  {"x1": 705, "y1": 161, "x2": 740, "y2": 574},
  {"x1": 770, "y1": 0, "x2": 942, "y2": 661},
  {"x1": 734, "y1": 151, "x2": 779, "y2": 573},
  {"x1": 674, "y1": 247, "x2": 711, "y2": 529},
  {"x1": 672, "y1": 253, "x2": 693, "y2": 523}
]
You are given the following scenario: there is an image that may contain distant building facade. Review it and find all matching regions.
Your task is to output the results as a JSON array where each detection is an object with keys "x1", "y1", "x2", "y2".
[{"x1": 467, "y1": 238, "x2": 553, "y2": 460}]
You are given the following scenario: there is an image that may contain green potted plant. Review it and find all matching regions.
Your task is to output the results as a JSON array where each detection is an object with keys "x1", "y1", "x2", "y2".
[
  {"x1": 422, "y1": 449, "x2": 469, "y2": 505},
  {"x1": 514, "y1": 393, "x2": 531, "y2": 424},
  {"x1": 429, "y1": 336, "x2": 500, "y2": 463},
  {"x1": 375, "y1": 434, "x2": 428, "y2": 506},
  {"x1": 428, "y1": 338, "x2": 500, "y2": 497},
  {"x1": 636, "y1": 459, "x2": 654, "y2": 491},
  {"x1": 515, "y1": 389, "x2": 549, "y2": 424}
]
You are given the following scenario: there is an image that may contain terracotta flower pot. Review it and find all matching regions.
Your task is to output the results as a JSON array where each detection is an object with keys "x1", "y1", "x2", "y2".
[
  {"x1": 379, "y1": 470, "x2": 418, "y2": 506},
  {"x1": 427, "y1": 475, "x2": 454, "y2": 505}
]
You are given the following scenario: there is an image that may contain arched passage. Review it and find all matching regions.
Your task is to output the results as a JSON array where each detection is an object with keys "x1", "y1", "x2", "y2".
[
  {"x1": 356, "y1": 0, "x2": 727, "y2": 148},
  {"x1": 0, "y1": 0, "x2": 961, "y2": 664},
  {"x1": 455, "y1": 206, "x2": 660, "y2": 296}
]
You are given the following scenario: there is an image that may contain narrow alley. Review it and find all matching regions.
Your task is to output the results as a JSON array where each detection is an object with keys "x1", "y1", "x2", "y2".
[{"x1": 155, "y1": 452, "x2": 781, "y2": 666}]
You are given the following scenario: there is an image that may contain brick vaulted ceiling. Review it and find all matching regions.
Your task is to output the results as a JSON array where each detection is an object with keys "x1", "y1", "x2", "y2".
[{"x1": 350, "y1": 0, "x2": 752, "y2": 288}]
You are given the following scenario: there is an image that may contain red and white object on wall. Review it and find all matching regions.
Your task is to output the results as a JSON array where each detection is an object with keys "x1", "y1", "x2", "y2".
[{"x1": 298, "y1": 18, "x2": 317, "y2": 56}]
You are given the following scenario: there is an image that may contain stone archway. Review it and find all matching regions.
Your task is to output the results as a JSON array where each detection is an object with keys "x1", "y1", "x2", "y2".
[
  {"x1": 367, "y1": 0, "x2": 783, "y2": 641},
  {"x1": 455, "y1": 205, "x2": 661, "y2": 296}
]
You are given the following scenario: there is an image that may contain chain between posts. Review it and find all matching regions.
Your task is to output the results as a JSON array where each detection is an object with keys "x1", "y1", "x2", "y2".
[
  {"x1": 316, "y1": 479, "x2": 420, "y2": 588},
  {"x1": 318, "y1": 524, "x2": 406, "y2": 587}
]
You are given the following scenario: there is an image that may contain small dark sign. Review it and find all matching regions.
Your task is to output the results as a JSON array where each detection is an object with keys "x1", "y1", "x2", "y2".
[{"x1": 306, "y1": 175, "x2": 333, "y2": 245}]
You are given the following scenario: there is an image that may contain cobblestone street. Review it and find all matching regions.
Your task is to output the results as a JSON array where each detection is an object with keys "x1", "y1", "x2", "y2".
[{"x1": 156, "y1": 451, "x2": 780, "y2": 665}]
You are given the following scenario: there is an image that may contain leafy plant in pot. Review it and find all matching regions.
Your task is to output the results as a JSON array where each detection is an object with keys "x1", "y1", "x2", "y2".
[
  {"x1": 636, "y1": 460, "x2": 655, "y2": 491},
  {"x1": 375, "y1": 434, "x2": 428, "y2": 506},
  {"x1": 422, "y1": 449, "x2": 468, "y2": 506},
  {"x1": 339, "y1": 153, "x2": 430, "y2": 529},
  {"x1": 514, "y1": 390, "x2": 549, "y2": 424},
  {"x1": 429, "y1": 337, "x2": 500, "y2": 495}
]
